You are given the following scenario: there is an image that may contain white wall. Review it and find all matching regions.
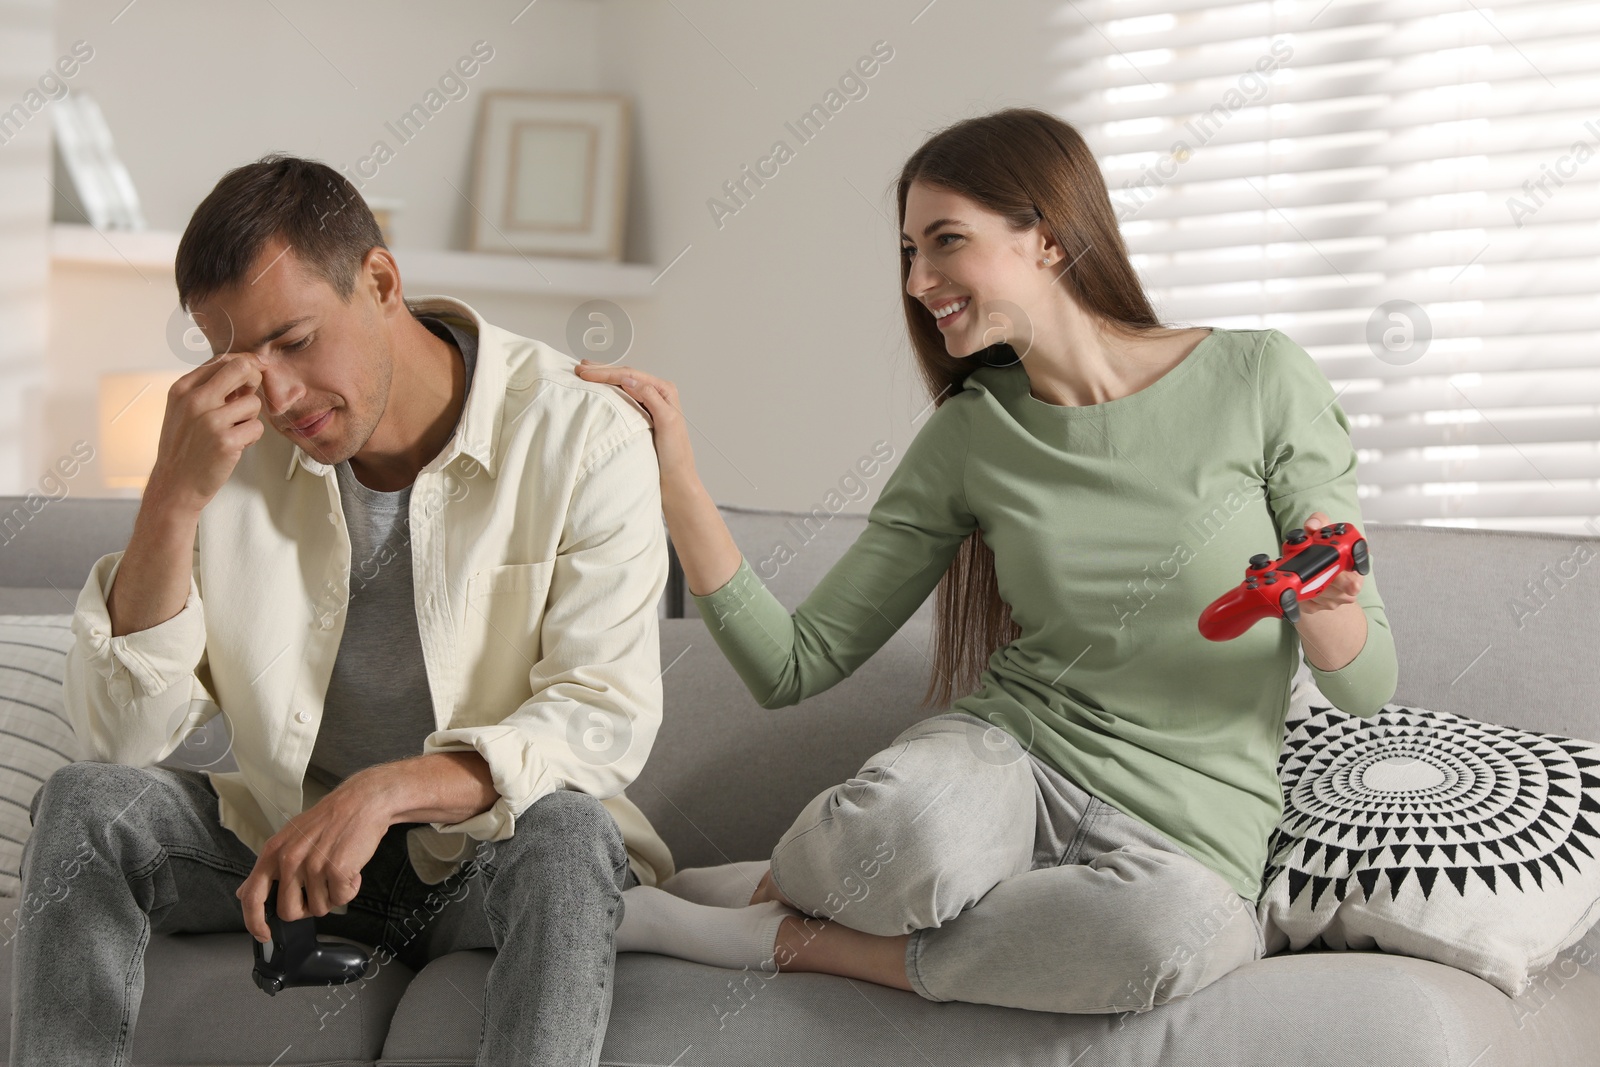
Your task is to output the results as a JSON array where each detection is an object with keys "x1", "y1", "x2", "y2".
[
  {"x1": 41, "y1": 0, "x2": 1070, "y2": 509},
  {"x1": 2, "y1": 0, "x2": 55, "y2": 498},
  {"x1": 56, "y1": 0, "x2": 606, "y2": 249},
  {"x1": 593, "y1": 0, "x2": 1063, "y2": 511}
]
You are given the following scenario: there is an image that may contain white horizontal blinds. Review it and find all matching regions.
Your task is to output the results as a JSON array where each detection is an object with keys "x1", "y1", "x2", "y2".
[{"x1": 1056, "y1": 0, "x2": 1600, "y2": 535}]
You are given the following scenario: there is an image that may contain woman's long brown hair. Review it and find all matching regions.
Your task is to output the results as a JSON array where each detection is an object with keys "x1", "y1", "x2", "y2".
[{"x1": 897, "y1": 107, "x2": 1181, "y2": 710}]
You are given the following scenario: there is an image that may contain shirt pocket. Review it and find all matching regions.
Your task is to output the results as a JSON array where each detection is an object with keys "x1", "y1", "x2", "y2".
[{"x1": 462, "y1": 560, "x2": 557, "y2": 673}]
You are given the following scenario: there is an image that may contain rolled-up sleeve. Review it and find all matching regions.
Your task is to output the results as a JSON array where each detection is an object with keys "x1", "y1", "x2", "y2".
[
  {"x1": 1258, "y1": 328, "x2": 1399, "y2": 718},
  {"x1": 421, "y1": 428, "x2": 669, "y2": 840},
  {"x1": 64, "y1": 549, "x2": 222, "y2": 766}
]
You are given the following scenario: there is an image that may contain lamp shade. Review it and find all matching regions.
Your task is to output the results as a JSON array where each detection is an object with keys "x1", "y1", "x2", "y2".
[{"x1": 98, "y1": 371, "x2": 181, "y2": 491}]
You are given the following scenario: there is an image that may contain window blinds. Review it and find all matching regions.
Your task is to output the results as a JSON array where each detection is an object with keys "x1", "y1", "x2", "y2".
[{"x1": 1058, "y1": 0, "x2": 1600, "y2": 534}]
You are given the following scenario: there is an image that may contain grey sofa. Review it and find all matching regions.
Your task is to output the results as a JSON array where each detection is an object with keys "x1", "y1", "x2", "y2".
[{"x1": 2, "y1": 495, "x2": 1598, "y2": 1065}]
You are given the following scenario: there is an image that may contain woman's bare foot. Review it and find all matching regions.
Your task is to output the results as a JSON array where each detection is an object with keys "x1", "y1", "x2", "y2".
[
  {"x1": 749, "y1": 868, "x2": 913, "y2": 991},
  {"x1": 770, "y1": 914, "x2": 914, "y2": 991},
  {"x1": 748, "y1": 867, "x2": 795, "y2": 908}
]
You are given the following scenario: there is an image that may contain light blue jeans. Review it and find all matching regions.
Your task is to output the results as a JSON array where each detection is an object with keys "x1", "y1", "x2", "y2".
[
  {"x1": 767, "y1": 711, "x2": 1265, "y2": 1014},
  {"x1": 10, "y1": 760, "x2": 638, "y2": 1066}
]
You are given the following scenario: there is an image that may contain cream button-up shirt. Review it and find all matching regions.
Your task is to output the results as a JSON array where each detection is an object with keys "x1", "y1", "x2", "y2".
[{"x1": 63, "y1": 295, "x2": 676, "y2": 892}]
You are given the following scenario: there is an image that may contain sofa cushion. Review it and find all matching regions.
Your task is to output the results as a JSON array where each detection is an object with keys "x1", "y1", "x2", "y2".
[
  {"x1": 0, "y1": 929, "x2": 413, "y2": 1067},
  {"x1": 1259, "y1": 683, "x2": 1600, "y2": 997},
  {"x1": 375, "y1": 945, "x2": 1600, "y2": 1067},
  {"x1": 0, "y1": 615, "x2": 81, "y2": 898}
]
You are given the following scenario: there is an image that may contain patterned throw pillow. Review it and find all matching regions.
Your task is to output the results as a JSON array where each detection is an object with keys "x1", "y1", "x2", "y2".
[
  {"x1": 1258, "y1": 685, "x2": 1600, "y2": 997},
  {"x1": 0, "y1": 615, "x2": 82, "y2": 897}
]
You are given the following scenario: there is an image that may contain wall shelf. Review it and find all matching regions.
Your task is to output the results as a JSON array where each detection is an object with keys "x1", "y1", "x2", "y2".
[{"x1": 50, "y1": 224, "x2": 660, "y2": 299}]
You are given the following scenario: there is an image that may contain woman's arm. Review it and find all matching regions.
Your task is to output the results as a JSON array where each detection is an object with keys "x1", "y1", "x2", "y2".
[
  {"x1": 663, "y1": 478, "x2": 742, "y2": 598},
  {"x1": 573, "y1": 359, "x2": 741, "y2": 597},
  {"x1": 575, "y1": 357, "x2": 977, "y2": 708},
  {"x1": 1257, "y1": 330, "x2": 1399, "y2": 717},
  {"x1": 1293, "y1": 510, "x2": 1369, "y2": 672}
]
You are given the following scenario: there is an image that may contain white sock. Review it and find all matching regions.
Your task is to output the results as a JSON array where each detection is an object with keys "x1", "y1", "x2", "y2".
[
  {"x1": 616, "y1": 885, "x2": 798, "y2": 973},
  {"x1": 659, "y1": 860, "x2": 772, "y2": 908}
]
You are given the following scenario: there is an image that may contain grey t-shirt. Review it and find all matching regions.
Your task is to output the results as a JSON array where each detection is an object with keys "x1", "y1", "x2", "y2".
[{"x1": 303, "y1": 314, "x2": 478, "y2": 794}]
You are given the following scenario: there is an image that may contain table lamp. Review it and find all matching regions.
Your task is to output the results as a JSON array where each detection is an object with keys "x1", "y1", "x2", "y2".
[{"x1": 98, "y1": 371, "x2": 182, "y2": 492}]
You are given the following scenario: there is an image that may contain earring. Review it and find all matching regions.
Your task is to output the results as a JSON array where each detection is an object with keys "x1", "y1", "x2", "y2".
[{"x1": 1040, "y1": 255, "x2": 1053, "y2": 266}]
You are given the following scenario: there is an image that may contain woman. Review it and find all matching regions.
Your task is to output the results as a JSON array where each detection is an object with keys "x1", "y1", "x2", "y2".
[{"x1": 575, "y1": 107, "x2": 1397, "y2": 1015}]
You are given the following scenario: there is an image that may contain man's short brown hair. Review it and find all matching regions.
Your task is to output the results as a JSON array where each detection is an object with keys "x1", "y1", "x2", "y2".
[{"x1": 175, "y1": 153, "x2": 386, "y2": 312}]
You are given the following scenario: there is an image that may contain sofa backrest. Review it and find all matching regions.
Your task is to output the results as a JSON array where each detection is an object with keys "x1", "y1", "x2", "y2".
[
  {"x1": 4, "y1": 495, "x2": 1596, "y2": 867},
  {"x1": 0, "y1": 496, "x2": 139, "y2": 614},
  {"x1": 1358, "y1": 522, "x2": 1598, "y2": 741},
  {"x1": 631, "y1": 617, "x2": 945, "y2": 869},
  {"x1": 709, "y1": 503, "x2": 937, "y2": 625}
]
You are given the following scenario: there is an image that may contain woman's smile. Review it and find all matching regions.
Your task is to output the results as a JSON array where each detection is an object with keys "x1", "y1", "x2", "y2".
[{"x1": 932, "y1": 297, "x2": 970, "y2": 329}]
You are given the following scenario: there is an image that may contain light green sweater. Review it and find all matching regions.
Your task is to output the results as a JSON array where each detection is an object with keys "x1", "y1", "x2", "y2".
[{"x1": 692, "y1": 327, "x2": 1398, "y2": 903}]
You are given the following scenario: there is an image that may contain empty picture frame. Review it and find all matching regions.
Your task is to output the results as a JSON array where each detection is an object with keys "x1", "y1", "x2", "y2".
[{"x1": 469, "y1": 91, "x2": 630, "y2": 260}]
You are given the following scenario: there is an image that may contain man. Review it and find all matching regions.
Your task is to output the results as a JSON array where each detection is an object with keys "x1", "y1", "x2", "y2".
[{"x1": 12, "y1": 153, "x2": 674, "y2": 1066}]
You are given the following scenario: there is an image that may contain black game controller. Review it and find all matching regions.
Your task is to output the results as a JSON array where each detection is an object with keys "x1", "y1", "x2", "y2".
[{"x1": 251, "y1": 881, "x2": 372, "y2": 996}]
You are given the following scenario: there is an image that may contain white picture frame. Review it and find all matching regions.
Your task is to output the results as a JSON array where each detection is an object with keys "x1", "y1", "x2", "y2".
[{"x1": 469, "y1": 91, "x2": 630, "y2": 261}]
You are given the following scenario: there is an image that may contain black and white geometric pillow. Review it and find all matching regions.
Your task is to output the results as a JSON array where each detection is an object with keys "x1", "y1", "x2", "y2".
[{"x1": 1258, "y1": 687, "x2": 1600, "y2": 997}]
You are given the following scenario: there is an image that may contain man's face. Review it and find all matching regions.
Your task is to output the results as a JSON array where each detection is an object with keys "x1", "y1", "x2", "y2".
[{"x1": 189, "y1": 235, "x2": 393, "y2": 468}]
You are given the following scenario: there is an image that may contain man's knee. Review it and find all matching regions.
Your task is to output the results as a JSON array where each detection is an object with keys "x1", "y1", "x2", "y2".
[
  {"x1": 30, "y1": 760, "x2": 154, "y2": 829},
  {"x1": 480, "y1": 790, "x2": 625, "y2": 877},
  {"x1": 18, "y1": 763, "x2": 154, "y2": 911}
]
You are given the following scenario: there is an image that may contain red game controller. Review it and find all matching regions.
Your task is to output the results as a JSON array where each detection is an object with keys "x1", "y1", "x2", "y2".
[{"x1": 1198, "y1": 521, "x2": 1370, "y2": 641}]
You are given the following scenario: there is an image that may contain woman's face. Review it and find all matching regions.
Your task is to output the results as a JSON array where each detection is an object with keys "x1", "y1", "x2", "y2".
[{"x1": 901, "y1": 180, "x2": 1047, "y2": 359}]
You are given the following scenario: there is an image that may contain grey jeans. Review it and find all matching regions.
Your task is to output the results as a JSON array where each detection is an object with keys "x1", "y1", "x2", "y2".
[
  {"x1": 9, "y1": 760, "x2": 638, "y2": 1067},
  {"x1": 768, "y1": 712, "x2": 1265, "y2": 1015}
]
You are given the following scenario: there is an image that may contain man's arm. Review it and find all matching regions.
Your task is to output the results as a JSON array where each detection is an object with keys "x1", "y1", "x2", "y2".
[
  {"x1": 65, "y1": 500, "x2": 218, "y2": 767},
  {"x1": 107, "y1": 489, "x2": 201, "y2": 637},
  {"x1": 236, "y1": 750, "x2": 499, "y2": 936},
  {"x1": 64, "y1": 543, "x2": 219, "y2": 767},
  {"x1": 364, "y1": 750, "x2": 498, "y2": 825},
  {"x1": 66, "y1": 352, "x2": 265, "y2": 764}
]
